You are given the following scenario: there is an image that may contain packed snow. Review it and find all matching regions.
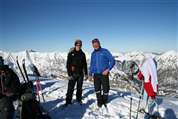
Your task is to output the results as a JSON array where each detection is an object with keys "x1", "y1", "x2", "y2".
[{"x1": 39, "y1": 79, "x2": 178, "y2": 119}]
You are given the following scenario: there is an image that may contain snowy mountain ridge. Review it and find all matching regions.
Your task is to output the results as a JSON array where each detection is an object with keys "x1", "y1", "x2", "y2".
[{"x1": 0, "y1": 50, "x2": 177, "y2": 96}]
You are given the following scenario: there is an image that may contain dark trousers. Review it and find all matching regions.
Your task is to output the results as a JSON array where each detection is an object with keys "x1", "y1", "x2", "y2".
[
  {"x1": 66, "y1": 74, "x2": 84, "y2": 104},
  {"x1": 0, "y1": 97, "x2": 14, "y2": 119},
  {"x1": 93, "y1": 74, "x2": 110, "y2": 107}
]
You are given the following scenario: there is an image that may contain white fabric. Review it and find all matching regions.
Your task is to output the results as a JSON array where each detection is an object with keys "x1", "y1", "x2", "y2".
[{"x1": 140, "y1": 58, "x2": 158, "y2": 93}]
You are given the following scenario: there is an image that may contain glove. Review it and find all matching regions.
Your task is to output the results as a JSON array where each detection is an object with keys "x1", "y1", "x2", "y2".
[
  {"x1": 88, "y1": 76, "x2": 93, "y2": 81},
  {"x1": 84, "y1": 75, "x2": 88, "y2": 81},
  {"x1": 21, "y1": 93, "x2": 34, "y2": 101},
  {"x1": 68, "y1": 76, "x2": 74, "y2": 81}
]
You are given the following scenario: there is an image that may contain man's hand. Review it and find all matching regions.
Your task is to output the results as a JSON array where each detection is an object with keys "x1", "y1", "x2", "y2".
[
  {"x1": 68, "y1": 76, "x2": 74, "y2": 80},
  {"x1": 84, "y1": 75, "x2": 89, "y2": 81},
  {"x1": 87, "y1": 76, "x2": 93, "y2": 81},
  {"x1": 102, "y1": 69, "x2": 110, "y2": 76}
]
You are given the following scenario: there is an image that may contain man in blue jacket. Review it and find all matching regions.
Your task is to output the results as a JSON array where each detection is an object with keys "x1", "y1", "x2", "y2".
[{"x1": 89, "y1": 38, "x2": 115, "y2": 108}]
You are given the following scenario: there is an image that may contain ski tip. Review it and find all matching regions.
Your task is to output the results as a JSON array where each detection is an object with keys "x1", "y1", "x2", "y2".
[{"x1": 22, "y1": 59, "x2": 26, "y2": 64}]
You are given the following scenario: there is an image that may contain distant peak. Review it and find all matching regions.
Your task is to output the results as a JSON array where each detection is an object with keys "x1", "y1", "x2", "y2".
[{"x1": 27, "y1": 49, "x2": 37, "y2": 53}]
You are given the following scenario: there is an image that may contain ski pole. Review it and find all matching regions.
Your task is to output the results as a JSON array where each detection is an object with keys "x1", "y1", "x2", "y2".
[
  {"x1": 135, "y1": 95, "x2": 141, "y2": 119},
  {"x1": 39, "y1": 81, "x2": 45, "y2": 102},
  {"x1": 129, "y1": 97, "x2": 132, "y2": 119},
  {"x1": 135, "y1": 80, "x2": 144, "y2": 119},
  {"x1": 35, "y1": 80, "x2": 41, "y2": 102}
]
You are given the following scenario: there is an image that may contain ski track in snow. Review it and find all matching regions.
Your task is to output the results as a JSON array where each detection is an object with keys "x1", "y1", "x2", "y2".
[{"x1": 39, "y1": 79, "x2": 178, "y2": 119}]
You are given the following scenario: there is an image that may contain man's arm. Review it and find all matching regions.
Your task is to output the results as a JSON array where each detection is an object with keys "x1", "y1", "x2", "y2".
[
  {"x1": 66, "y1": 52, "x2": 72, "y2": 76},
  {"x1": 102, "y1": 49, "x2": 115, "y2": 76},
  {"x1": 106, "y1": 49, "x2": 115, "y2": 71},
  {"x1": 89, "y1": 53, "x2": 94, "y2": 76},
  {"x1": 83, "y1": 53, "x2": 88, "y2": 75}
]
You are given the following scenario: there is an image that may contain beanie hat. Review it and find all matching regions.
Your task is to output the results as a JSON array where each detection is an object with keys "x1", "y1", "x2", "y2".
[
  {"x1": 74, "y1": 39, "x2": 82, "y2": 46},
  {"x1": 92, "y1": 38, "x2": 100, "y2": 45}
]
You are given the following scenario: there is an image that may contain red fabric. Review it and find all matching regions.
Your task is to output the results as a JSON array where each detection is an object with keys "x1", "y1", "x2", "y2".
[
  {"x1": 144, "y1": 79, "x2": 156, "y2": 98},
  {"x1": 137, "y1": 71, "x2": 157, "y2": 98},
  {"x1": 137, "y1": 71, "x2": 144, "y2": 80}
]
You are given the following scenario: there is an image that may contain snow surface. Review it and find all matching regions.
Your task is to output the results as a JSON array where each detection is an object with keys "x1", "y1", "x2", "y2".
[
  {"x1": 0, "y1": 50, "x2": 178, "y2": 118},
  {"x1": 39, "y1": 79, "x2": 178, "y2": 119}
]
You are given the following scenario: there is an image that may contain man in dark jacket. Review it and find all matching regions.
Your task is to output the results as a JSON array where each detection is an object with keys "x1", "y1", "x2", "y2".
[
  {"x1": 65, "y1": 40, "x2": 88, "y2": 106},
  {"x1": 89, "y1": 38, "x2": 115, "y2": 108},
  {"x1": 0, "y1": 56, "x2": 21, "y2": 119}
]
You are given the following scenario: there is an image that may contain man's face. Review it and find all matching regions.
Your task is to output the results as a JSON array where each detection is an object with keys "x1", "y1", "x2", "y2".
[
  {"x1": 75, "y1": 43, "x2": 82, "y2": 51},
  {"x1": 92, "y1": 42, "x2": 100, "y2": 50},
  {"x1": 0, "y1": 70, "x2": 5, "y2": 76},
  {"x1": 0, "y1": 59, "x2": 4, "y2": 66}
]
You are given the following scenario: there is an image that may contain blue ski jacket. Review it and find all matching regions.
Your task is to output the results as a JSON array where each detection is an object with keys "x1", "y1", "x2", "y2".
[{"x1": 89, "y1": 48, "x2": 115, "y2": 76}]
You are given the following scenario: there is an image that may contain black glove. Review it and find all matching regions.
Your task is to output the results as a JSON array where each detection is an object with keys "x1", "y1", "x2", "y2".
[{"x1": 68, "y1": 76, "x2": 74, "y2": 81}]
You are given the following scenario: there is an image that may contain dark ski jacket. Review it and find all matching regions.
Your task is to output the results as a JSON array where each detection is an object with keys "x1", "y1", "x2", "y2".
[
  {"x1": 0, "y1": 65, "x2": 21, "y2": 99},
  {"x1": 66, "y1": 48, "x2": 88, "y2": 76}
]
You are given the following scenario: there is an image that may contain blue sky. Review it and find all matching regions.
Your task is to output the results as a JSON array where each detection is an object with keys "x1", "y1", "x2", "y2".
[{"x1": 0, "y1": 0, "x2": 177, "y2": 53}]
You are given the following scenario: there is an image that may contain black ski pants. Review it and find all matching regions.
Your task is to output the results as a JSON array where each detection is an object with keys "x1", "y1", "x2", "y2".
[
  {"x1": 93, "y1": 74, "x2": 110, "y2": 107},
  {"x1": 66, "y1": 74, "x2": 84, "y2": 104}
]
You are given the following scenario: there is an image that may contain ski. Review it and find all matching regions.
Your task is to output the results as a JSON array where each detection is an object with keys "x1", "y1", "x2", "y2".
[
  {"x1": 21, "y1": 58, "x2": 51, "y2": 119},
  {"x1": 22, "y1": 59, "x2": 30, "y2": 82},
  {"x1": 26, "y1": 50, "x2": 45, "y2": 102},
  {"x1": 16, "y1": 56, "x2": 26, "y2": 83}
]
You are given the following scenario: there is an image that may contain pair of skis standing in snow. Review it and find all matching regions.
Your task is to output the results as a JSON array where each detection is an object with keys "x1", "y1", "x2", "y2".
[
  {"x1": 66, "y1": 38, "x2": 159, "y2": 118},
  {"x1": 0, "y1": 52, "x2": 51, "y2": 119}
]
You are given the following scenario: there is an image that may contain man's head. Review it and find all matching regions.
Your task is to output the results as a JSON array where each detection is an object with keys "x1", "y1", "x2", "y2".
[
  {"x1": 74, "y1": 39, "x2": 82, "y2": 51},
  {"x1": 0, "y1": 56, "x2": 4, "y2": 66},
  {"x1": 92, "y1": 38, "x2": 101, "y2": 50},
  {"x1": 0, "y1": 56, "x2": 6, "y2": 74}
]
